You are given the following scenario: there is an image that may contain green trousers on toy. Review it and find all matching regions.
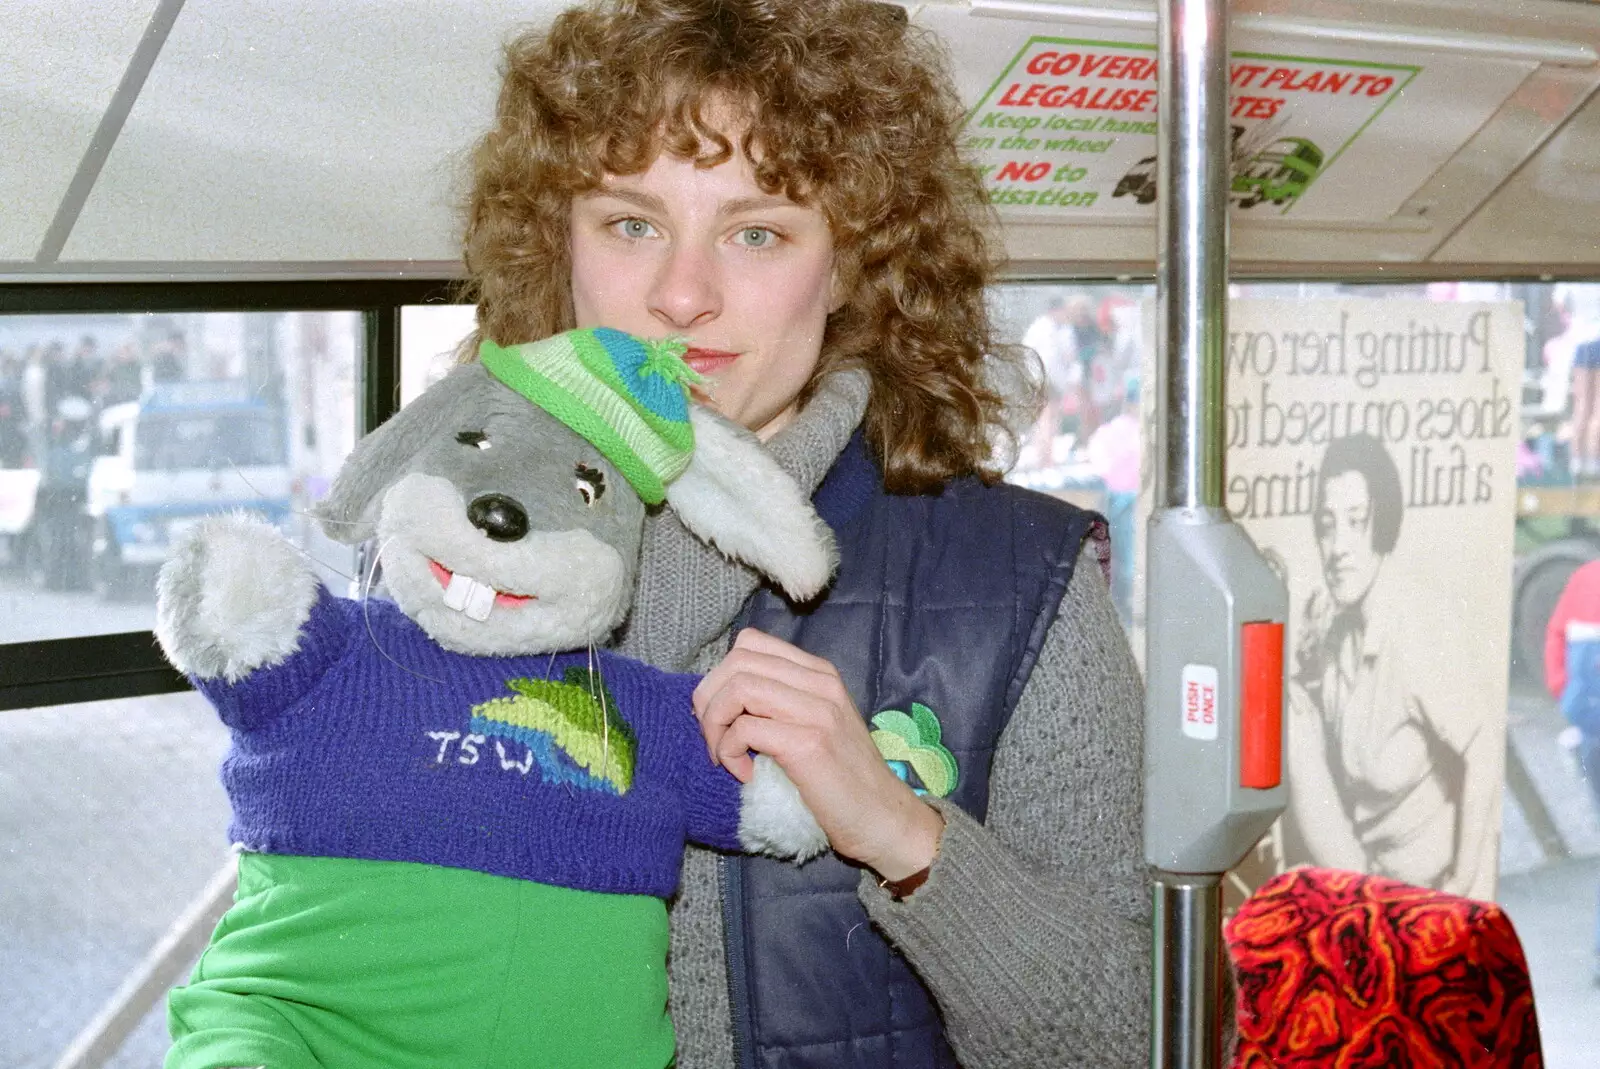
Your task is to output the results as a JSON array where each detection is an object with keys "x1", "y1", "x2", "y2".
[{"x1": 166, "y1": 852, "x2": 674, "y2": 1069}]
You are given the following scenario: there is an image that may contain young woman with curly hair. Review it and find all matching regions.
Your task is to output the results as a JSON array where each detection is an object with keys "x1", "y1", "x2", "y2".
[{"x1": 462, "y1": 2, "x2": 1152, "y2": 1066}]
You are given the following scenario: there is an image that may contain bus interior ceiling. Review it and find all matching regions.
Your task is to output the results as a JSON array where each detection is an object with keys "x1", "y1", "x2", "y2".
[{"x1": 0, "y1": 0, "x2": 1598, "y2": 282}]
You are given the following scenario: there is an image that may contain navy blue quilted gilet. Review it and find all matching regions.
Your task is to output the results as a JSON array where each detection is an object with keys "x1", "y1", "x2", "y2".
[{"x1": 722, "y1": 435, "x2": 1103, "y2": 1069}]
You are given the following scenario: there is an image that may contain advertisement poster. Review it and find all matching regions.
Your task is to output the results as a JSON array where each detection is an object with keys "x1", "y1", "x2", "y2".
[
  {"x1": 964, "y1": 36, "x2": 1530, "y2": 222},
  {"x1": 1141, "y1": 299, "x2": 1521, "y2": 903}
]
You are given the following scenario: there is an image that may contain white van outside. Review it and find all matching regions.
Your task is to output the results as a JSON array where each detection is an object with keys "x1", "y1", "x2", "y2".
[{"x1": 87, "y1": 381, "x2": 292, "y2": 598}]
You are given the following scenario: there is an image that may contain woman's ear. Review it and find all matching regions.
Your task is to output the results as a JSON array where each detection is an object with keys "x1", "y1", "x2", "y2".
[
  {"x1": 828, "y1": 257, "x2": 852, "y2": 314},
  {"x1": 664, "y1": 406, "x2": 838, "y2": 601}
]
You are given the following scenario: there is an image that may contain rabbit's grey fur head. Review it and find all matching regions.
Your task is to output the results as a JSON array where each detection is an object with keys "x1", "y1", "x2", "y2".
[{"x1": 315, "y1": 361, "x2": 834, "y2": 656}]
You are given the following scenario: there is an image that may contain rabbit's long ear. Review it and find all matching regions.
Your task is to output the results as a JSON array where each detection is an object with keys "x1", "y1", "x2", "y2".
[
  {"x1": 313, "y1": 363, "x2": 481, "y2": 544},
  {"x1": 665, "y1": 406, "x2": 838, "y2": 601}
]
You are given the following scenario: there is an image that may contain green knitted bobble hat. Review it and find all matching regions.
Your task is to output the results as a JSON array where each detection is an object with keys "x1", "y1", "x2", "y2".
[{"x1": 477, "y1": 327, "x2": 703, "y2": 505}]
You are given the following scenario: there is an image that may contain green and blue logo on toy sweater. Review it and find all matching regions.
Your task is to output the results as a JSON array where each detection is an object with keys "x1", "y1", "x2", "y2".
[{"x1": 470, "y1": 668, "x2": 637, "y2": 795}]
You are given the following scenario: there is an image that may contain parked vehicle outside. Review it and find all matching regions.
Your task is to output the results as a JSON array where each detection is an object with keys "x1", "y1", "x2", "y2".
[{"x1": 87, "y1": 381, "x2": 292, "y2": 599}]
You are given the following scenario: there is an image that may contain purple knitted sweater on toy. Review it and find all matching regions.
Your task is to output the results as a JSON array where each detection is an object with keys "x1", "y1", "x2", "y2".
[{"x1": 192, "y1": 586, "x2": 744, "y2": 898}]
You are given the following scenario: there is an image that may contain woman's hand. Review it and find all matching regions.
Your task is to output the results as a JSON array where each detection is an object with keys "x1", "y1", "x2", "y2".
[{"x1": 693, "y1": 628, "x2": 944, "y2": 881}]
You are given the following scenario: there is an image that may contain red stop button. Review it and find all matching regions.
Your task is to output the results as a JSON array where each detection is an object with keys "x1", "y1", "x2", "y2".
[{"x1": 1240, "y1": 622, "x2": 1284, "y2": 790}]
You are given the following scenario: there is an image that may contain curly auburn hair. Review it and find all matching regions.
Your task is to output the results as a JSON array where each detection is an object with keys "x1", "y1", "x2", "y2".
[{"x1": 461, "y1": 0, "x2": 1036, "y2": 492}]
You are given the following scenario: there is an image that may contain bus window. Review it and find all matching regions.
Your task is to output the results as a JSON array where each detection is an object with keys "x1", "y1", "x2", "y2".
[
  {"x1": 400, "y1": 304, "x2": 477, "y2": 407},
  {"x1": 133, "y1": 405, "x2": 287, "y2": 472},
  {"x1": 0, "y1": 312, "x2": 361, "y2": 642},
  {"x1": 1003, "y1": 282, "x2": 1152, "y2": 633}
]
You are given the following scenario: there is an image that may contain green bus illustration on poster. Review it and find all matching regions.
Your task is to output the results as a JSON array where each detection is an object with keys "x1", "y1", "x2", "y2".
[{"x1": 1112, "y1": 126, "x2": 1327, "y2": 210}]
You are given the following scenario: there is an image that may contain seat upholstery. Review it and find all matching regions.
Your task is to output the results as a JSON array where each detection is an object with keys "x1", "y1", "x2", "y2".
[{"x1": 1226, "y1": 867, "x2": 1543, "y2": 1068}]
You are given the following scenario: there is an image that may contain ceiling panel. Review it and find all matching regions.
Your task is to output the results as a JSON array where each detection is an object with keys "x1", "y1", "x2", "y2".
[
  {"x1": 10, "y1": 0, "x2": 1600, "y2": 274},
  {"x1": 1433, "y1": 84, "x2": 1600, "y2": 266},
  {"x1": 0, "y1": 0, "x2": 161, "y2": 259},
  {"x1": 62, "y1": 0, "x2": 565, "y2": 262}
]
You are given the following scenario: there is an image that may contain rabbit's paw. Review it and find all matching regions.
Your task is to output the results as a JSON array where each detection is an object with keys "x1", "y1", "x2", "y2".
[
  {"x1": 155, "y1": 511, "x2": 319, "y2": 682},
  {"x1": 738, "y1": 755, "x2": 830, "y2": 862}
]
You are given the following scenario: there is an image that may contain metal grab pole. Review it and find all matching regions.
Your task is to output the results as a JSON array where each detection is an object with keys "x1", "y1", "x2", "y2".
[
  {"x1": 1152, "y1": 875, "x2": 1223, "y2": 1069},
  {"x1": 1156, "y1": 0, "x2": 1228, "y2": 515},
  {"x1": 1146, "y1": 0, "x2": 1287, "y2": 1065},
  {"x1": 1152, "y1": 0, "x2": 1230, "y2": 1066}
]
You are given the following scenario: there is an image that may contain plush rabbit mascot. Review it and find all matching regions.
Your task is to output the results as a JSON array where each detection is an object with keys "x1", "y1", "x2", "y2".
[{"x1": 155, "y1": 328, "x2": 831, "y2": 1069}]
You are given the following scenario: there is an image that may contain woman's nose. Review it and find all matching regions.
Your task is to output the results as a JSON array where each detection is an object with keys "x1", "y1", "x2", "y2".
[
  {"x1": 647, "y1": 240, "x2": 721, "y2": 329},
  {"x1": 467, "y1": 493, "x2": 529, "y2": 542}
]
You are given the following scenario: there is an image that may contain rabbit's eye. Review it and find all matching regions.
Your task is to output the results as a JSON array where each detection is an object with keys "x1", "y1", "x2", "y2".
[
  {"x1": 456, "y1": 430, "x2": 490, "y2": 450},
  {"x1": 575, "y1": 463, "x2": 605, "y2": 507}
]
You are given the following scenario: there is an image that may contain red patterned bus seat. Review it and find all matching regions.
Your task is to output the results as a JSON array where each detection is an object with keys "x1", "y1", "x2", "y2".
[{"x1": 1226, "y1": 867, "x2": 1543, "y2": 1068}]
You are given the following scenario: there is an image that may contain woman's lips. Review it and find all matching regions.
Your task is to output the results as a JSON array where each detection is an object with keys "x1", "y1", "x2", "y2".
[{"x1": 684, "y1": 348, "x2": 739, "y2": 376}]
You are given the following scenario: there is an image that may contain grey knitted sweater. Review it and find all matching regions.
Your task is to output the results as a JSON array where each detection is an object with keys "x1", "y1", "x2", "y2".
[{"x1": 616, "y1": 369, "x2": 1155, "y2": 1068}]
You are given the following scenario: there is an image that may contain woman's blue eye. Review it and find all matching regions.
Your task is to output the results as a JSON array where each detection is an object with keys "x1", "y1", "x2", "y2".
[
  {"x1": 617, "y1": 218, "x2": 655, "y2": 239},
  {"x1": 737, "y1": 227, "x2": 775, "y2": 248}
]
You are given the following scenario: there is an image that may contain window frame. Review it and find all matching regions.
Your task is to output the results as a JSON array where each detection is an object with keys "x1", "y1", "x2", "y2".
[
  {"x1": 0, "y1": 270, "x2": 1586, "y2": 712},
  {"x1": 0, "y1": 279, "x2": 457, "y2": 712}
]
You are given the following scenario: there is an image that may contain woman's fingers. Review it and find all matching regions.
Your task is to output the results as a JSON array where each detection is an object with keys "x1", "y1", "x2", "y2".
[
  {"x1": 692, "y1": 630, "x2": 944, "y2": 875},
  {"x1": 717, "y1": 698, "x2": 940, "y2": 875},
  {"x1": 713, "y1": 714, "x2": 810, "y2": 784},
  {"x1": 692, "y1": 643, "x2": 848, "y2": 745},
  {"x1": 729, "y1": 627, "x2": 837, "y2": 674},
  {"x1": 693, "y1": 644, "x2": 838, "y2": 715},
  {"x1": 694, "y1": 669, "x2": 834, "y2": 767}
]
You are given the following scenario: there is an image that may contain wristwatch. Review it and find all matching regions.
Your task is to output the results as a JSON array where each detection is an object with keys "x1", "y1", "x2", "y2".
[{"x1": 879, "y1": 864, "x2": 931, "y2": 901}]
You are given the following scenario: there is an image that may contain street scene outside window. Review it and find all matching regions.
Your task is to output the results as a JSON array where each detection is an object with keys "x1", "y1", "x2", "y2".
[
  {"x1": 6, "y1": 288, "x2": 1600, "y2": 1067},
  {"x1": 0, "y1": 311, "x2": 362, "y2": 643}
]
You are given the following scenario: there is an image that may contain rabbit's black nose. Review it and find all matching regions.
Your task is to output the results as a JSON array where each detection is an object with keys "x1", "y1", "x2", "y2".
[{"x1": 467, "y1": 494, "x2": 529, "y2": 542}]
